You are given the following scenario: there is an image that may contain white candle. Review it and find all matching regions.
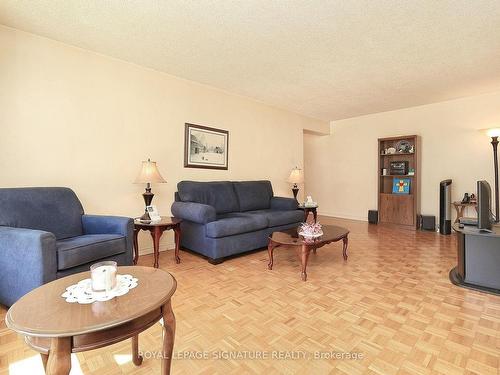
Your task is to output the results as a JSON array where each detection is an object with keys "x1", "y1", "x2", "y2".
[{"x1": 91, "y1": 262, "x2": 117, "y2": 292}]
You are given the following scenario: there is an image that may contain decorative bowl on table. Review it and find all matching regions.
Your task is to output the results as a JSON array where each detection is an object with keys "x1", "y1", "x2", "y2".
[{"x1": 298, "y1": 222, "x2": 323, "y2": 238}]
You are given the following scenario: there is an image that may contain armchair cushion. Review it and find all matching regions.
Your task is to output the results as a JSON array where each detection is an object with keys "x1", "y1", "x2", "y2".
[
  {"x1": 57, "y1": 234, "x2": 126, "y2": 271},
  {"x1": 82, "y1": 215, "x2": 132, "y2": 236},
  {"x1": 270, "y1": 197, "x2": 299, "y2": 211},
  {"x1": 0, "y1": 187, "x2": 83, "y2": 240},
  {"x1": 82, "y1": 214, "x2": 134, "y2": 266},
  {"x1": 171, "y1": 201, "x2": 216, "y2": 224}
]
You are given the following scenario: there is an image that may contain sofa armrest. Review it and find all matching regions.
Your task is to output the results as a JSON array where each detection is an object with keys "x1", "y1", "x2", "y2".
[
  {"x1": 270, "y1": 196, "x2": 299, "y2": 210},
  {"x1": 82, "y1": 215, "x2": 134, "y2": 265},
  {"x1": 0, "y1": 226, "x2": 57, "y2": 306},
  {"x1": 171, "y1": 201, "x2": 217, "y2": 224}
]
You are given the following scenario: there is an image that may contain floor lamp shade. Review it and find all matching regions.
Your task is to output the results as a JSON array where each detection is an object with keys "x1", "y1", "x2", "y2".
[
  {"x1": 287, "y1": 167, "x2": 304, "y2": 200},
  {"x1": 134, "y1": 159, "x2": 166, "y2": 220}
]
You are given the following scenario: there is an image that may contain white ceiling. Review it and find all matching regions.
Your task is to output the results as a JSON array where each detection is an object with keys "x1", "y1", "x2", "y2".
[{"x1": 2, "y1": 1, "x2": 500, "y2": 121}]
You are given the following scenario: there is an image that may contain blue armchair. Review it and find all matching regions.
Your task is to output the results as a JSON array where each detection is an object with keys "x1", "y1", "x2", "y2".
[{"x1": 0, "y1": 187, "x2": 133, "y2": 306}]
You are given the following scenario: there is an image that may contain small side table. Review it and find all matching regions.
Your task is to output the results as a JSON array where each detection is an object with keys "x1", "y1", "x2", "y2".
[
  {"x1": 298, "y1": 204, "x2": 318, "y2": 223},
  {"x1": 133, "y1": 217, "x2": 182, "y2": 268},
  {"x1": 452, "y1": 201, "x2": 478, "y2": 223}
]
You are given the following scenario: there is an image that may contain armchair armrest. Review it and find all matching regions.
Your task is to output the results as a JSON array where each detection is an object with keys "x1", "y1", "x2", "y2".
[
  {"x1": 82, "y1": 215, "x2": 134, "y2": 265},
  {"x1": 0, "y1": 226, "x2": 57, "y2": 306},
  {"x1": 270, "y1": 196, "x2": 299, "y2": 210},
  {"x1": 82, "y1": 215, "x2": 133, "y2": 236},
  {"x1": 171, "y1": 201, "x2": 217, "y2": 224}
]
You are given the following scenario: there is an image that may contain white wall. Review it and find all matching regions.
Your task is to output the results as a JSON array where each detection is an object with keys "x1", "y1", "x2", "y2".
[
  {"x1": 0, "y1": 26, "x2": 328, "y2": 253},
  {"x1": 304, "y1": 91, "x2": 500, "y2": 222}
]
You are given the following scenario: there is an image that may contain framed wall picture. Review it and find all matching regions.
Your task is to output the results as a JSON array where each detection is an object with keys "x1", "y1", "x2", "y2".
[{"x1": 184, "y1": 123, "x2": 229, "y2": 170}]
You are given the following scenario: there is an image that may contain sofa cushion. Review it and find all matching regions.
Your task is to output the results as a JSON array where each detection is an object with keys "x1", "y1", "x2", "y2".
[
  {"x1": 56, "y1": 234, "x2": 126, "y2": 270},
  {"x1": 246, "y1": 209, "x2": 304, "y2": 227},
  {"x1": 0, "y1": 187, "x2": 84, "y2": 240},
  {"x1": 206, "y1": 213, "x2": 268, "y2": 238},
  {"x1": 177, "y1": 181, "x2": 239, "y2": 214},
  {"x1": 233, "y1": 181, "x2": 273, "y2": 212}
]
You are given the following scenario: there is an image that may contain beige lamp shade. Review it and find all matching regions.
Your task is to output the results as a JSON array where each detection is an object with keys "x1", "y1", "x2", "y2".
[
  {"x1": 287, "y1": 167, "x2": 304, "y2": 184},
  {"x1": 134, "y1": 159, "x2": 166, "y2": 184}
]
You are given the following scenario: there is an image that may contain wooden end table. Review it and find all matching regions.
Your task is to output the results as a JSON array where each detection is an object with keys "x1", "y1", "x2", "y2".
[
  {"x1": 298, "y1": 204, "x2": 318, "y2": 223},
  {"x1": 452, "y1": 201, "x2": 478, "y2": 223},
  {"x1": 5, "y1": 266, "x2": 177, "y2": 375},
  {"x1": 267, "y1": 225, "x2": 349, "y2": 281},
  {"x1": 134, "y1": 217, "x2": 182, "y2": 268}
]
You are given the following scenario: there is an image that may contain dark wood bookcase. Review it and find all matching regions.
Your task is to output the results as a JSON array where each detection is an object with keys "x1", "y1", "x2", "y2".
[{"x1": 378, "y1": 135, "x2": 420, "y2": 230}]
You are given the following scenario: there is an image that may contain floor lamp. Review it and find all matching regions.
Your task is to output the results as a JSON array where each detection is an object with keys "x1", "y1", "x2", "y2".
[{"x1": 487, "y1": 128, "x2": 500, "y2": 222}]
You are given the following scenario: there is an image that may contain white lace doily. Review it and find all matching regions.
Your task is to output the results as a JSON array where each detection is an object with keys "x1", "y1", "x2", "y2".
[{"x1": 61, "y1": 274, "x2": 138, "y2": 304}]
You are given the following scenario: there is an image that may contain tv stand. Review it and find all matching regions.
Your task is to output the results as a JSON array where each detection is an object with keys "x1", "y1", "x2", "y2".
[{"x1": 450, "y1": 223, "x2": 500, "y2": 295}]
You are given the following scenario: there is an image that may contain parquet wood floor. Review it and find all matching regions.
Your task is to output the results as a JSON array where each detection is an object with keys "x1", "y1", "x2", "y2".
[{"x1": 1, "y1": 217, "x2": 499, "y2": 374}]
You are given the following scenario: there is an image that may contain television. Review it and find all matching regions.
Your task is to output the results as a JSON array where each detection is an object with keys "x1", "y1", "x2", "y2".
[{"x1": 477, "y1": 180, "x2": 493, "y2": 232}]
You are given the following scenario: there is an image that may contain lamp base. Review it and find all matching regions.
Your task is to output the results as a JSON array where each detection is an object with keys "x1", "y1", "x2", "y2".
[
  {"x1": 292, "y1": 186, "x2": 299, "y2": 201},
  {"x1": 140, "y1": 187, "x2": 154, "y2": 221},
  {"x1": 139, "y1": 211, "x2": 151, "y2": 221}
]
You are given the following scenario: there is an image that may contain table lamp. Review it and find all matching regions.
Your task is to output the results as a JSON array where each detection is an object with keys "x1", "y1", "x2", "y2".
[
  {"x1": 134, "y1": 158, "x2": 166, "y2": 221},
  {"x1": 486, "y1": 128, "x2": 500, "y2": 222},
  {"x1": 287, "y1": 167, "x2": 304, "y2": 200}
]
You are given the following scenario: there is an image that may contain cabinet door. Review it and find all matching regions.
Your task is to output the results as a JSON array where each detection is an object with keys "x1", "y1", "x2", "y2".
[{"x1": 379, "y1": 194, "x2": 414, "y2": 226}]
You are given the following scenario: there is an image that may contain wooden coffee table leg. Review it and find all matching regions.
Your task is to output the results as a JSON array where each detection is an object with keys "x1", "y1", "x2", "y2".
[
  {"x1": 133, "y1": 228, "x2": 140, "y2": 265},
  {"x1": 132, "y1": 334, "x2": 143, "y2": 366},
  {"x1": 161, "y1": 300, "x2": 176, "y2": 375},
  {"x1": 173, "y1": 225, "x2": 181, "y2": 264},
  {"x1": 296, "y1": 244, "x2": 311, "y2": 281},
  {"x1": 41, "y1": 353, "x2": 49, "y2": 372},
  {"x1": 267, "y1": 241, "x2": 278, "y2": 270},
  {"x1": 342, "y1": 236, "x2": 349, "y2": 260},
  {"x1": 46, "y1": 337, "x2": 71, "y2": 375}
]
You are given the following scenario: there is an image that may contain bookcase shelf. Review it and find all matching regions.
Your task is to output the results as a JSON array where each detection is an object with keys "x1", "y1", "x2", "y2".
[
  {"x1": 378, "y1": 135, "x2": 420, "y2": 229},
  {"x1": 380, "y1": 175, "x2": 415, "y2": 177},
  {"x1": 380, "y1": 152, "x2": 415, "y2": 156}
]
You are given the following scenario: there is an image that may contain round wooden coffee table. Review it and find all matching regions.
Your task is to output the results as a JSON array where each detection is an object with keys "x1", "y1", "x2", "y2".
[
  {"x1": 5, "y1": 266, "x2": 176, "y2": 375},
  {"x1": 267, "y1": 225, "x2": 349, "y2": 281}
]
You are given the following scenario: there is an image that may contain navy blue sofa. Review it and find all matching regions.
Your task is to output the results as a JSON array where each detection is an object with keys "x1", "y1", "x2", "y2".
[
  {"x1": 171, "y1": 180, "x2": 303, "y2": 263},
  {"x1": 0, "y1": 187, "x2": 133, "y2": 306}
]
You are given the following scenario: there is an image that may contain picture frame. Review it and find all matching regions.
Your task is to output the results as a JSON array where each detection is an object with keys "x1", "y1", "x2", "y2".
[
  {"x1": 184, "y1": 123, "x2": 229, "y2": 170},
  {"x1": 146, "y1": 205, "x2": 161, "y2": 221},
  {"x1": 392, "y1": 178, "x2": 411, "y2": 194}
]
